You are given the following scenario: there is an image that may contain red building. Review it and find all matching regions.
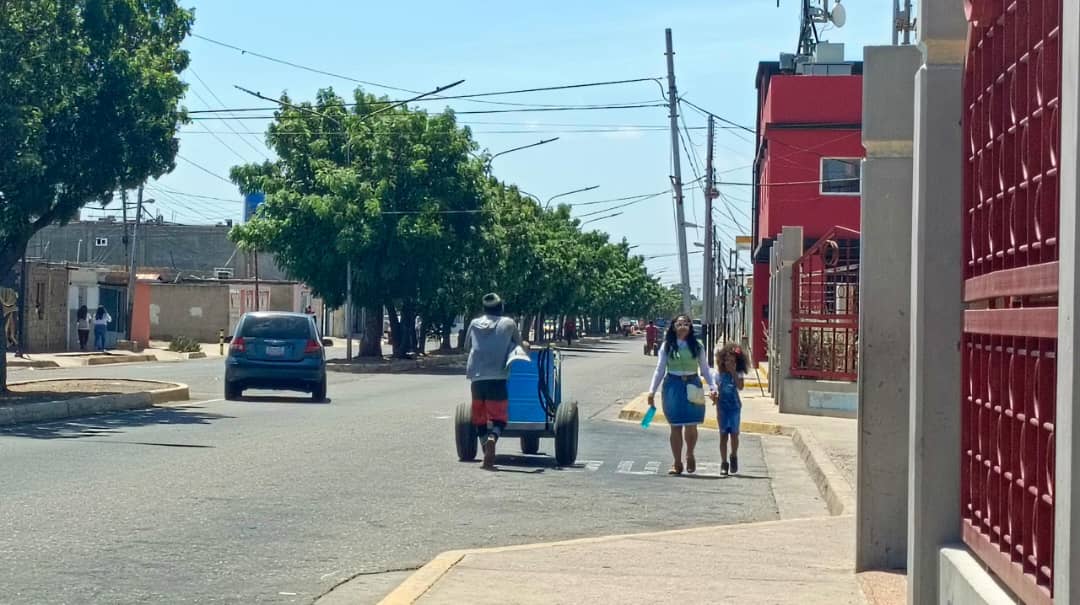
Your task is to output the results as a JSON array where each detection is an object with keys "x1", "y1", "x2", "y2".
[{"x1": 751, "y1": 59, "x2": 865, "y2": 365}]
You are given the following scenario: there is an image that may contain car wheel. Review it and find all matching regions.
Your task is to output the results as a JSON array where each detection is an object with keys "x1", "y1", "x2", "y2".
[
  {"x1": 225, "y1": 381, "x2": 242, "y2": 401},
  {"x1": 311, "y1": 377, "x2": 327, "y2": 402}
]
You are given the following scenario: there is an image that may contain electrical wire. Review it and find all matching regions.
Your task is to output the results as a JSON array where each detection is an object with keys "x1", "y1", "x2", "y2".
[
  {"x1": 177, "y1": 155, "x2": 234, "y2": 185},
  {"x1": 189, "y1": 69, "x2": 272, "y2": 160},
  {"x1": 188, "y1": 103, "x2": 670, "y2": 120},
  {"x1": 191, "y1": 34, "x2": 662, "y2": 110}
]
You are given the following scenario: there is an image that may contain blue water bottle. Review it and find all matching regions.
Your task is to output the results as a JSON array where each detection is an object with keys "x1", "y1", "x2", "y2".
[{"x1": 641, "y1": 406, "x2": 657, "y2": 429}]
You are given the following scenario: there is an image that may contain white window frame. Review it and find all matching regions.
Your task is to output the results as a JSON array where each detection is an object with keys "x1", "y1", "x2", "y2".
[
  {"x1": 819, "y1": 157, "x2": 862, "y2": 196},
  {"x1": 94, "y1": 237, "x2": 109, "y2": 247}
]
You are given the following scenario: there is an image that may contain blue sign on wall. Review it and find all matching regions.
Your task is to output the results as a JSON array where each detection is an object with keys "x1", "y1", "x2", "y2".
[{"x1": 244, "y1": 192, "x2": 266, "y2": 222}]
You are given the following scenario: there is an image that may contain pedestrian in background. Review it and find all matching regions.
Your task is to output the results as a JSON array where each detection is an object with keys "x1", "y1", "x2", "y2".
[
  {"x1": 92, "y1": 305, "x2": 111, "y2": 352},
  {"x1": 710, "y1": 343, "x2": 748, "y2": 475},
  {"x1": 75, "y1": 305, "x2": 90, "y2": 351},
  {"x1": 563, "y1": 316, "x2": 575, "y2": 346},
  {"x1": 465, "y1": 293, "x2": 523, "y2": 469},
  {"x1": 644, "y1": 320, "x2": 659, "y2": 356},
  {"x1": 646, "y1": 314, "x2": 716, "y2": 475}
]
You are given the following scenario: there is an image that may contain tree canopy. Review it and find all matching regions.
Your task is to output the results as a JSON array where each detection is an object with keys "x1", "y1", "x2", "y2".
[
  {"x1": 229, "y1": 86, "x2": 678, "y2": 356},
  {"x1": 0, "y1": 0, "x2": 194, "y2": 282}
]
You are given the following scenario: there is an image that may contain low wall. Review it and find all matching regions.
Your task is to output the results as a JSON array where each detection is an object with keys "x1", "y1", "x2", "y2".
[
  {"x1": 939, "y1": 547, "x2": 1018, "y2": 605},
  {"x1": 778, "y1": 377, "x2": 858, "y2": 419}
]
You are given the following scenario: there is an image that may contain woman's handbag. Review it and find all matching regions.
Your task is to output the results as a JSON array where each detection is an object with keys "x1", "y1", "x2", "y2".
[{"x1": 685, "y1": 382, "x2": 706, "y2": 405}]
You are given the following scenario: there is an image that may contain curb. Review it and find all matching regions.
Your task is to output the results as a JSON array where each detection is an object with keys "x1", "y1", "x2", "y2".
[
  {"x1": 0, "y1": 379, "x2": 189, "y2": 427},
  {"x1": 616, "y1": 392, "x2": 790, "y2": 436},
  {"x1": 86, "y1": 354, "x2": 157, "y2": 366},
  {"x1": 372, "y1": 515, "x2": 856, "y2": 605},
  {"x1": 6, "y1": 359, "x2": 61, "y2": 369},
  {"x1": 617, "y1": 393, "x2": 854, "y2": 516}
]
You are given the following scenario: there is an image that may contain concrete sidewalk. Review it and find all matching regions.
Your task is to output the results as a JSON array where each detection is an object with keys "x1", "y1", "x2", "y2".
[
  {"x1": 360, "y1": 370, "x2": 911, "y2": 605},
  {"x1": 619, "y1": 390, "x2": 857, "y2": 515},
  {"x1": 375, "y1": 516, "x2": 867, "y2": 605}
]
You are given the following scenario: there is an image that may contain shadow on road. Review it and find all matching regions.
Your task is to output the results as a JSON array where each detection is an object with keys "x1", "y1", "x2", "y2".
[
  {"x1": 0, "y1": 406, "x2": 234, "y2": 440},
  {"x1": 236, "y1": 394, "x2": 332, "y2": 404}
]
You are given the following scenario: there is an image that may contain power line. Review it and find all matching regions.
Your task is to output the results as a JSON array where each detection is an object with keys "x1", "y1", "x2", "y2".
[
  {"x1": 188, "y1": 103, "x2": 670, "y2": 120},
  {"x1": 574, "y1": 192, "x2": 667, "y2": 218},
  {"x1": 177, "y1": 155, "x2": 234, "y2": 185},
  {"x1": 189, "y1": 68, "x2": 272, "y2": 160},
  {"x1": 147, "y1": 185, "x2": 240, "y2": 204},
  {"x1": 185, "y1": 90, "x2": 252, "y2": 164},
  {"x1": 191, "y1": 34, "x2": 662, "y2": 110}
]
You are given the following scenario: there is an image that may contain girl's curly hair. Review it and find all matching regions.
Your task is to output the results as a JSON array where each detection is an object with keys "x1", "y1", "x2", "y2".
[{"x1": 714, "y1": 342, "x2": 749, "y2": 374}]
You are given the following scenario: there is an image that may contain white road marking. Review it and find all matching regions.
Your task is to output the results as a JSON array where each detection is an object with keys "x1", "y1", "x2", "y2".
[
  {"x1": 585, "y1": 460, "x2": 603, "y2": 471},
  {"x1": 319, "y1": 570, "x2": 341, "y2": 580},
  {"x1": 433, "y1": 415, "x2": 450, "y2": 420},
  {"x1": 616, "y1": 460, "x2": 661, "y2": 475}
]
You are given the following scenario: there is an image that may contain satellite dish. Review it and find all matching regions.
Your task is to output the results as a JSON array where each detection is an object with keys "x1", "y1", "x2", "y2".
[{"x1": 830, "y1": 2, "x2": 847, "y2": 27}]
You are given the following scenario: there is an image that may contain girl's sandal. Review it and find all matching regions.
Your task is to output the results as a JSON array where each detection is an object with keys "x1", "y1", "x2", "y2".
[
  {"x1": 686, "y1": 455, "x2": 696, "y2": 474},
  {"x1": 668, "y1": 463, "x2": 684, "y2": 475}
]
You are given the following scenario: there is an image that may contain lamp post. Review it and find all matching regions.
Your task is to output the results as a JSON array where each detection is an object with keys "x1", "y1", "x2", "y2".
[{"x1": 546, "y1": 185, "x2": 599, "y2": 209}]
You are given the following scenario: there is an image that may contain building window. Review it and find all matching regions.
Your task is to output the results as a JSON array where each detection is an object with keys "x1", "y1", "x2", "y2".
[
  {"x1": 94, "y1": 237, "x2": 108, "y2": 247},
  {"x1": 820, "y1": 158, "x2": 861, "y2": 195}
]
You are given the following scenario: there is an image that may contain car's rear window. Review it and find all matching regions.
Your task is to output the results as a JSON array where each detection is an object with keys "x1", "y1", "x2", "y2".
[{"x1": 239, "y1": 316, "x2": 312, "y2": 339}]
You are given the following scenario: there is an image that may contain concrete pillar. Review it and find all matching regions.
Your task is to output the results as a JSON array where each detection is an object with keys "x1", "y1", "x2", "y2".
[
  {"x1": 774, "y1": 226, "x2": 803, "y2": 410},
  {"x1": 907, "y1": 1, "x2": 968, "y2": 603},
  {"x1": 856, "y1": 45, "x2": 921, "y2": 573},
  {"x1": 1056, "y1": 0, "x2": 1080, "y2": 600},
  {"x1": 767, "y1": 246, "x2": 779, "y2": 397}
]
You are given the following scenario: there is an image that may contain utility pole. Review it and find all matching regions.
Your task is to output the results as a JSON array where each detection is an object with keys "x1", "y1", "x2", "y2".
[
  {"x1": 702, "y1": 116, "x2": 716, "y2": 356},
  {"x1": 17, "y1": 253, "x2": 27, "y2": 357},
  {"x1": 121, "y1": 189, "x2": 130, "y2": 269},
  {"x1": 125, "y1": 186, "x2": 145, "y2": 341},
  {"x1": 665, "y1": 28, "x2": 692, "y2": 314},
  {"x1": 253, "y1": 252, "x2": 260, "y2": 312},
  {"x1": 346, "y1": 260, "x2": 352, "y2": 360}
]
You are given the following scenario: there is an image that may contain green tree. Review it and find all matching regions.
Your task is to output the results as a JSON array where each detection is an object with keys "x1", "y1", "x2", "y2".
[
  {"x1": 0, "y1": 0, "x2": 193, "y2": 280},
  {"x1": 230, "y1": 88, "x2": 486, "y2": 357}
]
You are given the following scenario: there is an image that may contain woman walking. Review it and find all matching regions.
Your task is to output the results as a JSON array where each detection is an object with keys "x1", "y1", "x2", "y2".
[
  {"x1": 646, "y1": 314, "x2": 716, "y2": 475},
  {"x1": 92, "y1": 306, "x2": 111, "y2": 352},
  {"x1": 75, "y1": 305, "x2": 90, "y2": 351}
]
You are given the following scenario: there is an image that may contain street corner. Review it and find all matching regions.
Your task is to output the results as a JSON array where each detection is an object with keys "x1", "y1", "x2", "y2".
[
  {"x1": 85, "y1": 353, "x2": 158, "y2": 366},
  {"x1": 0, "y1": 378, "x2": 189, "y2": 427},
  {"x1": 615, "y1": 392, "x2": 652, "y2": 423}
]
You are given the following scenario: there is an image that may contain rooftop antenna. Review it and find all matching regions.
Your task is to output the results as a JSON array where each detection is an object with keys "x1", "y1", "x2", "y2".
[{"x1": 782, "y1": 0, "x2": 846, "y2": 59}]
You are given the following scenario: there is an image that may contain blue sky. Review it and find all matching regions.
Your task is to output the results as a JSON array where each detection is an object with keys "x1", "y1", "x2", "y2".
[{"x1": 91, "y1": 1, "x2": 895, "y2": 289}]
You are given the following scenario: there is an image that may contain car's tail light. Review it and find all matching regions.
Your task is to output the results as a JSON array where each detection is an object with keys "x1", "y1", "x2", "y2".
[
  {"x1": 230, "y1": 337, "x2": 246, "y2": 353},
  {"x1": 304, "y1": 339, "x2": 321, "y2": 354}
]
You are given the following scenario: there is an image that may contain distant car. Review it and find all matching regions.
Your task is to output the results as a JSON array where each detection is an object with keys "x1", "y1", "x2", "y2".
[{"x1": 225, "y1": 311, "x2": 329, "y2": 402}]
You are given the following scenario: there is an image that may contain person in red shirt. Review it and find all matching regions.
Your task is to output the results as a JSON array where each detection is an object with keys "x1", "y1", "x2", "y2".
[
  {"x1": 563, "y1": 317, "x2": 575, "y2": 346},
  {"x1": 644, "y1": 321, "x2": 659, "y2": 356}
]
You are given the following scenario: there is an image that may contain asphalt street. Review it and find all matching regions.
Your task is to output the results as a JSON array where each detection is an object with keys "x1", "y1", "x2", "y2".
[{"x1": 1, "y1": 339, "x2": 791, "y2": 604}]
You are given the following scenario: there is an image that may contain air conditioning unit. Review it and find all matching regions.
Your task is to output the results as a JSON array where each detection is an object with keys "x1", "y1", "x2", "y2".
[{"x1": 214, "y1": 268, "x2": 234, "y2": 279}]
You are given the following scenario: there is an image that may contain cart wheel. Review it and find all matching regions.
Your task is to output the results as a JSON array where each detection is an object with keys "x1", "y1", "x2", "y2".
[
  {"x1": 554, "y1": 401, "x2": 579, "y2": 466},
  {"x1": 455, "y1": 401, "x2": 478, "y2": 461},
  {"x1": 520, "y1": 435, "x2": 540, "y2": 455}
]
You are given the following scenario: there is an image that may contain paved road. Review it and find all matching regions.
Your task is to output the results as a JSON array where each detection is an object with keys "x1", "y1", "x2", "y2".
[{"x1": 1, "y1": 339, "x2": 788, "y2": 604}]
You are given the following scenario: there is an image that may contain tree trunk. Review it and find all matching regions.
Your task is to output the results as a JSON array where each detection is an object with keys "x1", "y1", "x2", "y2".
[
  {"x1": 360, "y1": 304, "x2": 382, "y2": 357},
  {"x1": 417, "y1": 318, "x2": 428, "y2": 355}
]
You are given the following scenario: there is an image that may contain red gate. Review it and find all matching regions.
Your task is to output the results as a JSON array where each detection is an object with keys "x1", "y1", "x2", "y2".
[
  {"x1": 961, "y1": 1, "x2": 1060, "y2": 602},
  {"x1": 790, "y1": 227, "x2": 860, "y2": 381}
]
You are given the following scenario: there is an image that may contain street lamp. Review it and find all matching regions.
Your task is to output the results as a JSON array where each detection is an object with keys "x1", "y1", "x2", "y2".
[
  {"x1": 487, "y1": 137, "x2": 559, "y2": 164},
  {"x1": 546, "y1": 185, "x2": 599, "y2": 209}
]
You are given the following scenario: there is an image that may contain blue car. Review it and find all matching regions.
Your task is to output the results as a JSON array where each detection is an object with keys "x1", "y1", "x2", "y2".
[{"x1": 224, "y1": 312, "x2": 328, "y2": 402}]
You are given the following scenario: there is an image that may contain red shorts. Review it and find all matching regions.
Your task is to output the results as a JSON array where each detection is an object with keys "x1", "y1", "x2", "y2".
[{"x1": 471, "y1": 380, "x2": 509, "y2": 426}]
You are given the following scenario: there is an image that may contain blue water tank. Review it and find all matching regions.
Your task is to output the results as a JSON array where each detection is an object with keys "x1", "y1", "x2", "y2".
[{"x1": 506, "y1": 351, "x2": 557, "y2": 424}]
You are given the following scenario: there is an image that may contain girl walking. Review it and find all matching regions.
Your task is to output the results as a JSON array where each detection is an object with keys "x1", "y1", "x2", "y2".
[
  {"x1": 646, "y1": 314, "x2": 716, "y2": 475},
  {"x1": 92, "y1": 306, "x2": 111, "y2": 352},
  {"x1": 710, "y1": 343, "x2": 748, "y2": 475},
  {"x1": 75, "y1": 305, "x2": 90, "y2": 351}
]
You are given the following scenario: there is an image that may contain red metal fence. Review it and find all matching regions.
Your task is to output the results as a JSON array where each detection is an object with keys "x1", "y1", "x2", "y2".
[
  {"x1": 790, "y1": 227, "x2": 860, "y2": 381},
  {"x1": 961, "y1": 1, "x2": 1060, "y2": 602}
]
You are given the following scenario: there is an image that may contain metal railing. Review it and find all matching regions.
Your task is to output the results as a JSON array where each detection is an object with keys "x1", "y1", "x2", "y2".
[
  {"x1": 789, "y1": 227, "x2": 860, "y2": 381},
  {"x1": 960, "y1": 1, "x2": 1061, "y2": 602}
]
